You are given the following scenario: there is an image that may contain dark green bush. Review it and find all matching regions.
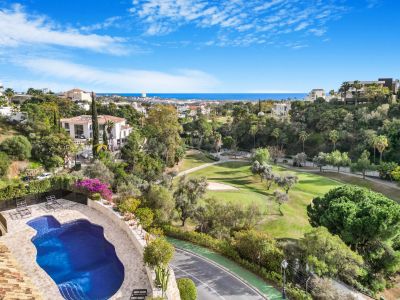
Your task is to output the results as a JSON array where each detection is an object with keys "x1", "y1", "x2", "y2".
[
  {"x1": 0, "y1": 175, "x2": 76, "y2": 201},
  {"x1": 0, "y1": 135, "x2": 32, "y2": 160},
  {"x1": 177, "y1": 278, "x2": 197, "y2": 300},
  {"x1": 0, "y1": 151, "x2": 11, "y2": 177}
]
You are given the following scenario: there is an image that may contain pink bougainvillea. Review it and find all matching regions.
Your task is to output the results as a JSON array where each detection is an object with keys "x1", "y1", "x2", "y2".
[{"x1": 75, "y1": 178, "x2": 113, "y2": 201}]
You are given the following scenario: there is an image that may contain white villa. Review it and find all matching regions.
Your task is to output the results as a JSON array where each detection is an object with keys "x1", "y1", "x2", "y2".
[
  {"x1": 60, "y1": 115, "x2": 132, "y2": 149},
  {"x1": 307, "y1": 89, "x2": 326, "y2": 102},
  {"x1": 272, "y1": 102, "x2": 291, "y2": 117},
  {"x1": 62, "y1": 88, "x2": 92, "y2": 102}
]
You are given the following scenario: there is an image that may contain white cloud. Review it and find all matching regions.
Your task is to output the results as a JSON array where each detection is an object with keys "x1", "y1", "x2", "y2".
[
  {"x1": 18, "y1": 58, "x2": 219, "y2": 93},
  {"x1": 131, "y1": 0, "x2": 347, "y2": 46},
  {"x1": 80, "y1": 16, "x2": 122, "y2": 32},
  {"x1": 0, "y1": 5, "x2": 127, "y2": 55}
]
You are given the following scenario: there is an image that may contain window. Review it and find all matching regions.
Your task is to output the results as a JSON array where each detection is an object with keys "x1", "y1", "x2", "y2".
[
  {"x1": 74, "y1": 124, "x2": 84, "y2": 138},
  {"x1": 64, "y1": 123, "x2": 70, "y2": 130}
]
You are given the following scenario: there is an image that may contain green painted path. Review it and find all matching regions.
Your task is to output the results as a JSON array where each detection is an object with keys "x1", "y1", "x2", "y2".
[{"x1": 168, "y1": 237, "x2": 283, "y2": 300}]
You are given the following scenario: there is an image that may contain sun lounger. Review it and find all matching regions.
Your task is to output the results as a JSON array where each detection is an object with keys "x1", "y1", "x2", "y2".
[
  {"x1": 16, "y1": 198, "x2": 31, "y2": 217},
  {"x1": 45, "y1": 195, "x2": 62, "y2": 209},
  {"x1": 130, "y1": 289, "x2": 147, "y2": 300}
]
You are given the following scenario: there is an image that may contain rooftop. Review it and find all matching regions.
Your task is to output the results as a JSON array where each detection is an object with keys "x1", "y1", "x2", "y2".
[{"x1": 60, "y1": 115, "x2": 127, "y2": 124}]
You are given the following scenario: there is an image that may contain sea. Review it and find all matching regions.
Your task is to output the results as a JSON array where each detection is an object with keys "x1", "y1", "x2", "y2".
[{"x1": 98, "y1": 93, "x2": 307, "y2": 101}]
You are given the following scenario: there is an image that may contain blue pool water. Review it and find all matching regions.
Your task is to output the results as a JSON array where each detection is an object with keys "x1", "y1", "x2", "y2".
[{"x1": 28, "y1": 216, "x2": 124, "y2": 300}]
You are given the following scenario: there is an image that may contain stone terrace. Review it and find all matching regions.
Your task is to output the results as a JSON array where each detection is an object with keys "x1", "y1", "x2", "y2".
[
  {"x1": 0, "y1": 199, "x2": 151, "y2": 300},
  {"x1": 0, "y1": 243, "x2": 42, "y2": 300}
]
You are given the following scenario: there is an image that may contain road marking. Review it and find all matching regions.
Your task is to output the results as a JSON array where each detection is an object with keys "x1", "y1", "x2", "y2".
[
  {"x1": 171, "y1": 263, "x2": 226, "y2": 300},
  {"x1": 174, "y1": 248, "x2": 267, "y2": 300}
]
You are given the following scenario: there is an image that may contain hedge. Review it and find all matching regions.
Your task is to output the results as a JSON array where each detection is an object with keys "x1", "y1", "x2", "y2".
[
  {"x1": 0, "y1": 175, "x2": 76, "y2": 202},
  {"x1": 163, "y1": 225, "x2": 311, "y2": 300}
]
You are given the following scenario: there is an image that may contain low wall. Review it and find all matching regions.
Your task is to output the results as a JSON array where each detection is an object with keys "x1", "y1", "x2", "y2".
[{"x1": 88, "y1": 199, "x2": 180, "y2": 300}]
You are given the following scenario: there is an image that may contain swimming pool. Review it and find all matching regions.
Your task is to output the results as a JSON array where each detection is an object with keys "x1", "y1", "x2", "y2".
[{"x1": 28, "y1": 215, "x2": 124, "y2": 300}]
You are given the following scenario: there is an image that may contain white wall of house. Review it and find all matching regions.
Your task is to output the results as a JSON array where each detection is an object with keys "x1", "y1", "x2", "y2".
[{"x1": 61, "y1": 115, "x2": 132, "y2": 150}]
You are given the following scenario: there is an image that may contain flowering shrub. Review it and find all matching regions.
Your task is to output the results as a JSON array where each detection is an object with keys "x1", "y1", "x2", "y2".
[{"x1": 75, "y1": 178, "x2": 112, "y2": 201}]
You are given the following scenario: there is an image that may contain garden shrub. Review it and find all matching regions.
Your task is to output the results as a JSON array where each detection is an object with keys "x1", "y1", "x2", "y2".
[
  {"x1": 0, "y1": 135, "x2": 32, "y2": 160},
  {"x1": 177, "y1": 278, "x2": 197, "y2": 300},
  {"x1": 118, "y1": 197, "x2": 141, "y2": 213},
  {"x1": 0, "y1": 174, "x2": 76, "y2": 201},
  {"x1": 75, "y1": 178, "x2": 112, "y2": 201},
  {"x1": 0, "y1": 151, "x2": 11, "y2": 177},
  {"x1": 91, "y1": 193, "x2": 101, "y2": 200}
]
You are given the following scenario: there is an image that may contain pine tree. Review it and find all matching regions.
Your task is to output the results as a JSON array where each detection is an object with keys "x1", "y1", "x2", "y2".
[{"x1": 91, "y1": 92, "x2": 99, "y2": 157}]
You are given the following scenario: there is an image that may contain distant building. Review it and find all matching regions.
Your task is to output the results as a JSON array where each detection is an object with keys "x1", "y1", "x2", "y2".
[
  {"x1": 0, "y1": 106, "x2": 27, "y2": 123},
  {"x1": 11, "y1": 94, "x2": 32, "y2": 104},
  {"x1": 60, "y1": 115, "x2": 132, "y2": 150},
  {"x1": 62, "y1": 88, "x2": 92, "y2": 102},
  {"x1": 307, "y1": 89, "x2": 326, "y2": 102},
  {"x1": 343, "y1": 78, "x2": 399, "y2": 103},
  {"x1": 0, "y1": 82, "x2": 4, "y2": 97},
  {"x1": 272, "y1": 102, "x2": 291, "y2": 117}
]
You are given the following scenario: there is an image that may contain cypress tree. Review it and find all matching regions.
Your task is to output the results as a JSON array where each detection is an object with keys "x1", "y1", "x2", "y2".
[
  {"x1": 103, "y1": 129, "x2": 108, "y2": 146},
  {"x1": 91, "y1": 92, "x2": 99, "y2": 157}
]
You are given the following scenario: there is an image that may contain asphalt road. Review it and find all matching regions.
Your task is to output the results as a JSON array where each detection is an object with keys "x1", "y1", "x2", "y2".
[{"x1": 171, "y1": 248, "x2": 265, "y2": 300}]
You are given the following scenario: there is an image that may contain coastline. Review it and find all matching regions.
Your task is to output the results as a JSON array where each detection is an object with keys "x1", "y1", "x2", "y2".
[{"x1": 97, "y1": 92, "x2": 307, "y2": 101}]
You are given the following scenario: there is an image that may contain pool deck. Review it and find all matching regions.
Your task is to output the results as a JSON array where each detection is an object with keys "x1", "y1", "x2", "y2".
[{"x1": 0, "y1": 199, "x2": 151, "y2": 300}]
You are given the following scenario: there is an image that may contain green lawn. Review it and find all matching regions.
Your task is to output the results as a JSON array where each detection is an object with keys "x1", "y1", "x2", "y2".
[
  {"x1": 179, "y1": 150, "x2": 214, "y2": 172},
  {"x1": 186, "y1": 161, "x2": 341, "y2": 239}
]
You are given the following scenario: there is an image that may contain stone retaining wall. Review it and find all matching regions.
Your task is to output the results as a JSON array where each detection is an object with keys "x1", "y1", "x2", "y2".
[{"x1": 88, "y1": 199, "x2": 181, "y2": 300}]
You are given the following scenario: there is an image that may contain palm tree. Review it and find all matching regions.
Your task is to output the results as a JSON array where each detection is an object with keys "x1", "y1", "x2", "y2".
[
  {"x1": 272, "y1": 128, "x2": 280, "y2": 147},
  {"x1": 352, "y1": 80, "x2": 363, "y2": 105},
  {"x1": 375, "y1": 135, "x2": 388, "y2": 163},
  {"x1": 298, "y1": 130, "x2": 309, "y2": 153},
  {"x1": 329, "y1": 130, "x2": 339, "y2": 150},
  {"x1": 339, "y1": 82, "x2": 351, "y2": 101},
  {"x1": 105, "y1": 120, "x2": 115, "y2": 150},
  {"x1": 250, "y1": 125, "x2": 257, "y2": 149},
  {"x1": 4, "y1": 88, "x2": 14, "y2": 103},
  {"x1": 370, "y1": 134, "x2": 378, "y2": 163}
]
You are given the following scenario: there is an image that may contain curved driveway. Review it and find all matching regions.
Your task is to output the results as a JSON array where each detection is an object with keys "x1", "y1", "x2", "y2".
[{"x1": 171, "y1": 248, "x2": 265, "y2": 300}]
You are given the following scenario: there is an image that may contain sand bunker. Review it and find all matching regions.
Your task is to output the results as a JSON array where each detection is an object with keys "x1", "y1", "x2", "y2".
[{"x1": 207, "y1": 182, "x2": 239, "y2": 191}]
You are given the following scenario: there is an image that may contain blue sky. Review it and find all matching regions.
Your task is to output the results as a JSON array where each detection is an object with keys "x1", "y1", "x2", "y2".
[{"x1": 0, "y1": 0, "x2": 398, "y2": 93}]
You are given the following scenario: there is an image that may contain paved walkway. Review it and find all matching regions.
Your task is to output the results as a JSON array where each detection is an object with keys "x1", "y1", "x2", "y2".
[{"x1": 168, "y1": 238, "x2": 282, "y2": 300}]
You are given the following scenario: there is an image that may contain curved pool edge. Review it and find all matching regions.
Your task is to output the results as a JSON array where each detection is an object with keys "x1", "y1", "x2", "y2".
[
  {"x1": 27, "y1": 215, "x2": 125, "y2": 300},
  {"x1": 87, "y1": 199, "x2": 181, "y2": 300}
]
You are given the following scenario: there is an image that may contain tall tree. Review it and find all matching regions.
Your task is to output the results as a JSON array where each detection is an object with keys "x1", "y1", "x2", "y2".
[
  {"x1": 328, "y1": 129, "x2": 339, "y2": 150},
  {"x1": 146, "y1": 105, "x2": 183, "y2": 167},
  {"x1": 339, "y1": 81, "x2": 351, "y2": 100},
  {"x1": 375, "y1": 135, "x2": 388, "y2": 163},
  {"x1": 174, "y1": 176, "x2": 207, "y2": 226},
  {"x1": 91, "y1": 92, "x2": 99, "y2": 158},
  {"x1": 105, "y1": 120, "x2": 114, "y2": 149},
  {"x1": 352, "y1": 80, "x2": 363, "y2": 105},
  {"x1": 351, "y1": 150, "x2": 374, "y2": 178},
  {"x1": 4, "y1": 88, "x2": 14, "y2": 102},
  {"x1": 249, "y1": 125, "x2": 257, "y2": 149},
  {"x1": 298, "y1": 130, "x2": 309, "y2": 153},
  {"x1": 271, "y1": 128, "x2": 280, "y2": 147}
]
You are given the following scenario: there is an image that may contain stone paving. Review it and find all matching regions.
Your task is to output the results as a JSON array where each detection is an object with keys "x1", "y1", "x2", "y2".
[
  {"x1": 0, "y1": 243, "x2": 42, "y2": 300},
  {"x1": 0, "y1": 199, "x2": 151, "y2": 300}
]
